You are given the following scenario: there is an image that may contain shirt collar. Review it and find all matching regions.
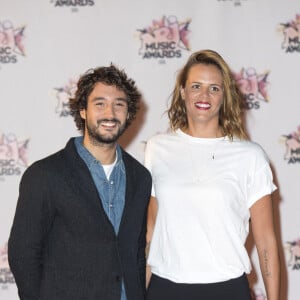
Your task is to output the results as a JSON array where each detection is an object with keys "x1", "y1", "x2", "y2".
[{"x1": 74, "y1": 136, "x2": 123, "y2": 169}]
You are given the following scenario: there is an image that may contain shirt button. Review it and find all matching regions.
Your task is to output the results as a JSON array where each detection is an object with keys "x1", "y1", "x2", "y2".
[
  {"x1": 116, "y1": 275, "x2": 121, "y2": 282},
  {"x1": 110, "y1": 181, "x2": 114, "y2": 184}
]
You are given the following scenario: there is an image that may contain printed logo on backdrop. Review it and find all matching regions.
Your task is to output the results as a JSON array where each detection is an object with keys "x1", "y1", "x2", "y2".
[
  {"x1": 54, "y1": 78, "x2": 78, "y2": 117},
  {"x1": 279, "y1": 14, "x2": 300, "y2": 53},
  {"x1": 0, "y1": 133, "x2": 29, "y2": 180},
  {"x1": 137, "y1": 15, "x2": 191, "y2": 64},
  {"x1": 50, "y1": 0, "x2": 95, "y2": 12},
  {"x1": 233, "y1": 67, "x2": 269, "y2": 110},
  {"x1": 0, "y1": 20, "x2": 25, "y2": 65},
  {"x1": 217, "y1": 0, "x2": 249, "y2": 7},
  {"x1": 280, "y1": 126, "x2": 300, "y2": 164},
  {"x1": 285, "y1": 239, "x2": 300, "y2": 270},
  {"x1": 0, "y1": 243, "x2": 15, "y2": 288}
]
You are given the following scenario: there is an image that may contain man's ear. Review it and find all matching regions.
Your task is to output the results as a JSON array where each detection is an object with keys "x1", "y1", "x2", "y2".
[{"x1": 80, "y1": 109, "x2": 86, "y2": 120}]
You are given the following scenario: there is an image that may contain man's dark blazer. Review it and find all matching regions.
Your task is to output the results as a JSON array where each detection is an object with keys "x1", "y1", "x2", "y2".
[{"x1": 8, "y1": 138, "x2": 152, "y2": 300}]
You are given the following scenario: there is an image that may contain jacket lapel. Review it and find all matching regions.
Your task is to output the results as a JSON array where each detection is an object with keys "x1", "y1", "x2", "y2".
[
  {"x1": 118, "y1": 150, "x2": 136, "y2": 235},
  {"x1": 60, "y1": 138, "x2": 116, "y2": 234}
]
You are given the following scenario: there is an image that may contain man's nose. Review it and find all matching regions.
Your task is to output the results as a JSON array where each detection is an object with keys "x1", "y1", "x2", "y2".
[{"x1": 104, "y1": 104, "x2": 115, "y2": 118}]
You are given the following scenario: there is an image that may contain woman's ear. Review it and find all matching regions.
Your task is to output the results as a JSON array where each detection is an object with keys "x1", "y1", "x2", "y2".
[{"x1": 180, "y1": 86, "x2": 185, "y2": 100}]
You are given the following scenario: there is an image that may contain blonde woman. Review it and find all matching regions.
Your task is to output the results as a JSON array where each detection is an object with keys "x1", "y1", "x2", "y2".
[{"x1": 145, "y1": 50, "x2": 280, "y2": 300}]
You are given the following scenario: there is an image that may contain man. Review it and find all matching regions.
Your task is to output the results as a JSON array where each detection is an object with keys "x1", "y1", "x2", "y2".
[{"x1": 8, "y1": 64, "x2": 152, "y2": 300}]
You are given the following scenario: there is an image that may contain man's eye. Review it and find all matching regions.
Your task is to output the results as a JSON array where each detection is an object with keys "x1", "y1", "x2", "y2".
[{"x1": 115, "y1": 100, "x2": 128, "y2": 108}]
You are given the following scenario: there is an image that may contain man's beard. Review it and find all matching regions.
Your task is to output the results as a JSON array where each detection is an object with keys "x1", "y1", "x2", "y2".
[{"x1": 86, "y1": 118, "x2": 126, "y2": 145}]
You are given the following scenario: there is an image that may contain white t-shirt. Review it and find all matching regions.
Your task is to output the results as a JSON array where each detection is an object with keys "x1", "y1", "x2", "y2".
[
  {"x1": 144, "y1": 129, "x2": 276, "y2": 283},
  {"x1": 102, "y1": 151, "x2": 118, "y2": 180}
]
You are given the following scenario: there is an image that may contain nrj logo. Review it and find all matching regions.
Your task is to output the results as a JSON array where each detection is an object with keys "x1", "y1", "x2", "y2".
[
  {"x1": 53, "y1": 78, "x2": 78, "y2": 117},
  {"x1": 137, "y1": 15, "x2": 191, "y2": 62},
  {"x1": 217, "y1": 0, "x2": 248, "y2": 7},
  {"x1": 280, "y1": 126, "x2": 300, "y2": 164},
  {"x1": 285, "y1": 239, "x2": 300, "y2": 270},
  {"x1": 0, "y1": 243, "x2": 15, "y2": 287},
  {"x1": 0, "y1": 133, "x2": 29, "y2": 178},
  {"x1": 279, "y1": 14, "x2": 300, "y2": 53},
  {"x1": 233, "y1": 67, "x2": 269, "y2": 110},
  {"x1": 0, "y1": 20, "x2": 25, "y2": 64},
  {"x1": 51, "y1": 0, "x2": 95, "y2": 8}
]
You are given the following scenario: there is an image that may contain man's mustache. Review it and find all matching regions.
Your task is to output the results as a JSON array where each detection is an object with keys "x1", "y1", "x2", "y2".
[{"x1": 96, "y1": 118, "x2": 121, "y2": 127}]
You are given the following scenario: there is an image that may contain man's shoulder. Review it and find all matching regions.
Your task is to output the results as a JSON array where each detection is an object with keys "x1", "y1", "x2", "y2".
[
  {"x1": 21, "y1": 149, "x2": 63, "y2": 181},
  {"x1": 23, "y1": 138, "x2": 76, "y2": 175},
  {"x1": 121, "y1": 149, "x2": 151, "y2": 177},
  {"x1": 121, "y1": 148, "x2": 144, "y2": 168}
]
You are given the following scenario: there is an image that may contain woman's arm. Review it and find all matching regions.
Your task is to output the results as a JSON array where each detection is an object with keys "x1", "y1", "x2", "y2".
[
  {"x1": 146, "y1": 196, "x2": 158, "y2": 288},
  {"x1": 250, "y1": 194, "x2": 280, "y2": 300}
]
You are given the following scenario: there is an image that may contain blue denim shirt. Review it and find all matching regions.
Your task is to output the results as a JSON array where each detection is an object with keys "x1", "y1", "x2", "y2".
[{"x1": 74, "y1": 137, "x2": 127, "y2": 300}]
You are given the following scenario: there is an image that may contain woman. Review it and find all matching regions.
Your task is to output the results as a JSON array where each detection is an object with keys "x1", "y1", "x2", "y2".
[{"x1": 144, "y1": 49, "x2": 280, "y2": 300}]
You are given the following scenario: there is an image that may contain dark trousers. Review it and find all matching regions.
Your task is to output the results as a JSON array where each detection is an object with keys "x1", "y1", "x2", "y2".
[{"x1": 146, "y1": 273, "x2": 252, "y2": 300}]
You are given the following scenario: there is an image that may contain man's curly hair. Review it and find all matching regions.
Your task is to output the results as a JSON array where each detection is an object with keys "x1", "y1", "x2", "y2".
[{"x1": 69, "y1": 64, "x2": 141, "y2": 134}]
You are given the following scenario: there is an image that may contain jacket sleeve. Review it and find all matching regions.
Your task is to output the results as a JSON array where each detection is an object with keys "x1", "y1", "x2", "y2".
[
  {"x1": 137, "y1": 208, "x2": 147, "y2": 293},
  {"x1": 137, "y1": 172, "x2": 152, "y2": 293},
  {"x1": 8, "y1": 163, "x2": 54, "y2": 300}
]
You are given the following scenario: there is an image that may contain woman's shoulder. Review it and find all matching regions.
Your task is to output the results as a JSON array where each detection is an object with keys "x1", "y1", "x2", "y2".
[
  {"x1": 146, "y1": 130, "x2": 177, "y2": 145},
  {"x1": 232, "y1": 138, "x2": 269, "y2": 161}
]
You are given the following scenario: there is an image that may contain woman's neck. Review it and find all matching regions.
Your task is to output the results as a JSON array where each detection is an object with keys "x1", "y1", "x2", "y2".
[{"x1": 183, "y1": 124, "x2": 223, "y2": 138}]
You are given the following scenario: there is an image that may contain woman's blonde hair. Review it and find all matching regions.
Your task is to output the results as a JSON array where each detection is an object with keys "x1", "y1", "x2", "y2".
[{"x1": 168, "y1": 49, "x2": 248, "y2": 140}]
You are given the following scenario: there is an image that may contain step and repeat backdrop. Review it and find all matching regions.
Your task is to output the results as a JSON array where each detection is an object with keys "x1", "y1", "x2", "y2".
[{"x1": 1, "y1": 0, "x2": 299, "y2": 299}]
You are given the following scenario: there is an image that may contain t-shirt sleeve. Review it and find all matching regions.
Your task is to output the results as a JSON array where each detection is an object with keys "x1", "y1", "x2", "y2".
[
  {"x1": 144, "y1": 139, "x2": 156, "y2": 197},
  {"x1": 246, "y1": 147, "x2": 277, "y2": 208}
]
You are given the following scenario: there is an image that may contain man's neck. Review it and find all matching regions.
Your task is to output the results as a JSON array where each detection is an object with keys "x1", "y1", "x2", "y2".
[{"x1": 82, "y1": 138, "x2": 118, "y2": 165}]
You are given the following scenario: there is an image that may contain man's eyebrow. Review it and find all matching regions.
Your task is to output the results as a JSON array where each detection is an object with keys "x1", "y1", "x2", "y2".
[
  {"x1": 91, "y1": 97, "x2": 128, "y2": 102},
  {"x1": 92, "y1": 97, "x2": 105, "y2": 101},
  {"x1": 115, "y1": 97, "x2": 128, "y2": 102}
]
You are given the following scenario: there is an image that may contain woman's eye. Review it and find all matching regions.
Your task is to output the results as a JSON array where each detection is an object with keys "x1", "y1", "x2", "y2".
[
  {"x1": 210, "y1": 86, "x2": 220, "y2": 93},
  {"x1": 191, "y1": 84, "x2": 200, "y2": 89}
]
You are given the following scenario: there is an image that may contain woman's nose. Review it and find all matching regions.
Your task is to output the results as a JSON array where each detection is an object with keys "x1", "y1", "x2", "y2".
[{"x1": 199, "y1": 87, "x2": 210, "y2": 98}]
